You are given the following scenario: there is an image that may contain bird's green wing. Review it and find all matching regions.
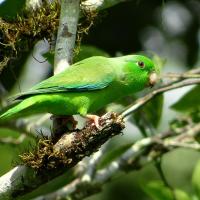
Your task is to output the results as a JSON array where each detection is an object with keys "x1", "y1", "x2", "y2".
[{"x1": 15, "y1": 57, "x2": 116, "y2": 100}]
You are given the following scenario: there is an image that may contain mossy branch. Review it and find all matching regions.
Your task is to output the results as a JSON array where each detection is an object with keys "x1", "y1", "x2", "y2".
[{"x1": 0, "y1": 113, "x2": 124, "y2": 199}]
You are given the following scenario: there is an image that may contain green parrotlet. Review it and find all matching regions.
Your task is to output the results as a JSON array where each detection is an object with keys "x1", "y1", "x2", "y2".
[{"x1": 0, "y1": 55, "x2": 158, "y2": 126}]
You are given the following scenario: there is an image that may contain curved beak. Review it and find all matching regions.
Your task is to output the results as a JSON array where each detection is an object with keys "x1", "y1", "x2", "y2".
[{"x1": 148, "y1": 72, "x2": 158, "y2": 87}]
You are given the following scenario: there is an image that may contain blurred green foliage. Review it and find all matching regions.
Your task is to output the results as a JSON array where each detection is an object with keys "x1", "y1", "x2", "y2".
[
  {"x1": 0, "y1": 0, "x2": 26, "y2": 20},
  {"x1": 171, "y1": 86, "x2": 200, "y2": 112},
  {"x1": 192, "y1": 160, "x2": 200, "y2": 198},
  {"x1": 97, "y1": 143, "x2": 134, "y2": 169},
  {"x1": 143, "y1": 181, "x2": 191, "y2": 200},
  {"x1": 133, "y1": 94, "x2": 164, "y2": 137},
  {"x1": 0, "y1": 128, "x2": 35, "y2": 175}
]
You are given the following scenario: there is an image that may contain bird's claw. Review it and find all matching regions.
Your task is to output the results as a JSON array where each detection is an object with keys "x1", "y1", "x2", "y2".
[{"x1": 86, "y1": 114, "x2": 100, "y2": 129}]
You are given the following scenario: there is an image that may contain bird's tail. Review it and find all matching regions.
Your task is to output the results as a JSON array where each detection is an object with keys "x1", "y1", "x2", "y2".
[{"x1": 0, "y1": 99, "x2": 36, "y2": 123}]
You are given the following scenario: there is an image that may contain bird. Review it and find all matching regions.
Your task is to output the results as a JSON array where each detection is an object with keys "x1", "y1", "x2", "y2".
[{"x1": 0, "y1": 55, "x2": 158, "y2": 127}]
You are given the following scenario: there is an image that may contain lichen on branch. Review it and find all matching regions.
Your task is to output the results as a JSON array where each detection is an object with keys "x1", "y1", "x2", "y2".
[{"x1": 20, "y1": 113, "x2": 125, "y2": 172}]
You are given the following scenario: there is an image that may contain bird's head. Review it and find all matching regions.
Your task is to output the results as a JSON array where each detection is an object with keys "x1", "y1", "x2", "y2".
[{"x1": 118, "y1": 55, "x2": 158, "y2": 91}]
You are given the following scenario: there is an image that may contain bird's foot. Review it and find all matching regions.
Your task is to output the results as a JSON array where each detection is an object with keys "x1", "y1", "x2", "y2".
[{"x1": 86, "y1": 114, "x2": 100, "y2": 129}]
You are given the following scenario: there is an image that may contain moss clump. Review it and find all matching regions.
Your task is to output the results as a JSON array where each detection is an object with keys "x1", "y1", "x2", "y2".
[
  {"x1": 20, "y1": 113, "x2": 125, "y2": 173},
  {"x1": 0, "y1": 1, "x2": 60, "y2": 72}
]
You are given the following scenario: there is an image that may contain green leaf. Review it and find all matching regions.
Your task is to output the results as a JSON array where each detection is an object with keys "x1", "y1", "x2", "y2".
[
  {"x1": 171, "y1": 86, "x2": 200, "y2": 112},
  {"x1": 175, "y1": 190, "x2": 192, "y2": 200},
  {"x1": 143, "y1": 181, "x2": 173, "y2": 200},
  {"x1": 97, "y1": 143, "x2": 134, "y2": 169},
  {"x1": 0, "y1": 0, "x2": 26, "y2": 19},
  {"x1": 144, "y1": 94, "x2": 164, "y2": 128},
  {"x1": 143, "y1": 181, "x2": 191, "y2": 200},
  {"x1": 133, "y1": 94, "x2": 164, "y2": 136},
  {"x1": 21, "y1": 168, "x2": 75, "y2": 199},
  {"x1": 191, "y1": 195, "x2": 199, "y2": 200},
  {"x1": 43, "y1": 51, "x2": 54, "y2": 66},
  {"x1": 192, "y1": 160, "x2": 200, "y2": 197}
]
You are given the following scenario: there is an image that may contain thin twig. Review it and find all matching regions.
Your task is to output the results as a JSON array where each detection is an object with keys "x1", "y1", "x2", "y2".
[
  {"x1": 80, "y1": 0, "x2": 129, "y2": 11},
  {"x1": 163, "y1": 73, "x2": 200, "y2": 79},
  {"x1": 1, "y1": 117, "x2": 50, "y2": 138},
  {"x1": 81, "y1": 142, "x2": 110, "y2": 182},
  {"x1": 121, "y1": 78, "x2": 200, "y2": 118},
  {"x1": 0, "y1": 134, "x2": 26, "y2": 145}
]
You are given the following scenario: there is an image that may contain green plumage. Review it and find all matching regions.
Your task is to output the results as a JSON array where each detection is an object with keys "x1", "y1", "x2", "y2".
[{"x1": 0, "y1": 55, "x2": 156, "y2": 122}]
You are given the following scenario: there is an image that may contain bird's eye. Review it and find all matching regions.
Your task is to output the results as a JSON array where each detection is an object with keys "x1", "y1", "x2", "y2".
[{"x1": 137, "y1": 61, "x2": 145, "y2": 68}]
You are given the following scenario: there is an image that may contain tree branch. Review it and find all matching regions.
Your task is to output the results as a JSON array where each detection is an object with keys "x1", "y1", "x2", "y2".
[
  {"x1": 121, "y1": 78, "x2": 200, "y2": 118},
  {"x1": 34, "y1": 122, "x2": 200, "y2": 200},
  {"x1": 0, "y1": 114, "x2": 51, "y2": 138},
  {"x1": 82, "y1": 0, "x2": 128, "y2": 11},
  {"x1": 52, "y1": 0, "x2": 80, "y2": 140},
  {"x1": 0, "y1": 134, "x2": 26, "y2": 145},
  {"x1": 54, "y1": 0, "x2": 80, "y2": 73},
  {"x1": 0, "y1": 113, "x2": 124, "y2": 199}
]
